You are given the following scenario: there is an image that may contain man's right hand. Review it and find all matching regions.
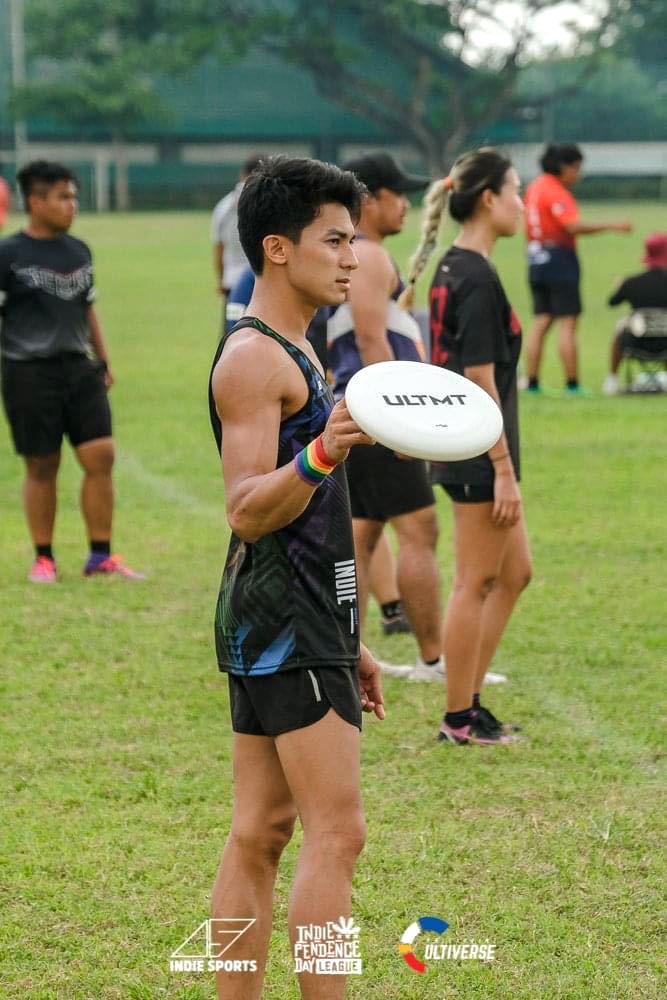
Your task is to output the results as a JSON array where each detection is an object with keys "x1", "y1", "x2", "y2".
[{"x1": 320, "y1": 400, "x2": 375, "y2": 464}]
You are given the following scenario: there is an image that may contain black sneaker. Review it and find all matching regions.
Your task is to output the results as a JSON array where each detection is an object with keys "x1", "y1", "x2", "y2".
[
  {"x1": 381, "y1": 611, "x2": 412, "y2": 636},
  {"x1": 476, "y1": 704, "x2": 521, "y2": 735},
  {"x1": 438, "y1": 713, "x2": 516, "y2": 745}
]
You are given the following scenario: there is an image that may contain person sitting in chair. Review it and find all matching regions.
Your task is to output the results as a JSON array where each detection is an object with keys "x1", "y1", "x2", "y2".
[{"x1": 603, "y1": 233, "x2": 667, "y2": 395}]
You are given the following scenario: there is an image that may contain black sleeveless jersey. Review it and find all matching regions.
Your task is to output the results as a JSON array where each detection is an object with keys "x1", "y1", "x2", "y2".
[{"x1": 208, "y1": 316, "x2": 360, "y2": 675}]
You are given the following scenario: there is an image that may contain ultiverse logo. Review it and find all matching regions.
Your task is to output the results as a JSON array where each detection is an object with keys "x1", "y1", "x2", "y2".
[{"x1": 382, "y1": 394, "x2": 467, "y2": 406}]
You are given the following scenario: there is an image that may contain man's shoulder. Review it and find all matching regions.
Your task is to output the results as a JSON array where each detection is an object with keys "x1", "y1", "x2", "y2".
[
  {"x1": 212, "y1": 189, "x2": 236, "y2": 216},
  {"x1": 212, "y1": 326, "x2": 291, "y2": 408},
  {"x1": 62, "y1": 233, "x2": 92, "y2": 257},
  {"x1": 0, "y1": 230, "x2": 25, "y2": 257},
  {"x1": 353, "y1": 238, "x2": 395, "y2": 282}
]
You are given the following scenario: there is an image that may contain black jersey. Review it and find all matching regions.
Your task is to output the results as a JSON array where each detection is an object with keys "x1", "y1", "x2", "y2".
[
  {"x1": 0, "y1": 231, "x2": 95, "y2": 361},
  {"x1": 208, "y1": 317, "x2": 360, "y2": 676},
  {"x1": 429, "y1": 246, "x2": 522, "y2": 486},
  {"x1": 608, "y1": 268, "x2": 667, "y2": 309}
]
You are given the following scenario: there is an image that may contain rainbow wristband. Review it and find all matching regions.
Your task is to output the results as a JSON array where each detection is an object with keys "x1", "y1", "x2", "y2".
[{"x1": 294, "y1": 435, "x2": 337, "y2": 487}]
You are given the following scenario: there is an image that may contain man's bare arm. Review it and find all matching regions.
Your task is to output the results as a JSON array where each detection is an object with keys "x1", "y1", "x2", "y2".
[
  {"x1": 87, "y1": 305, "x2": 114, "y2": 388},
  {"x1": 347, "y1": 241, "x2": 395, "y2": 366},
  {"x1": 213, "y1": 242, "x2": 224, "y2": 294},
  {"x1": 213, "y1": 336, "x2": 372, "y2": 543}
]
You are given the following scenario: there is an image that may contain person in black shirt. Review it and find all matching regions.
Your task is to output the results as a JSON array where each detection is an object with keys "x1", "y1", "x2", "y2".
[
  {"x1": 401, "y1": 148, "x2": 532, "y2": 745},
  {"x1": 208, "y1": 156, "x2": 384, "y2": 1000},
  {"x1": 602, "y1": 233, "x2": 667, "y2": 395},
  {"x1": 0, "y1": 161, "x2": 143, "y2": 581}
]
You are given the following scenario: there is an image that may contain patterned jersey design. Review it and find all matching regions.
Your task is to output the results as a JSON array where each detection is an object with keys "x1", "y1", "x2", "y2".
[{"x1": 209, "y1": 317, "x2": 359, "y2": 675}]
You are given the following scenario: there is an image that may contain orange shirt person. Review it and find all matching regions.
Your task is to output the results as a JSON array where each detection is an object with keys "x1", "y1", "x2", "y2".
[{"x1": 523, "y1": 144, "x2": 632, "y2": 396}]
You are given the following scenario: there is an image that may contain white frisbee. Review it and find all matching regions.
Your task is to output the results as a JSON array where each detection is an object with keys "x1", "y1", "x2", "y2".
[{"x1": 345, "y1": 360, "x2": 503, "y2": 461}]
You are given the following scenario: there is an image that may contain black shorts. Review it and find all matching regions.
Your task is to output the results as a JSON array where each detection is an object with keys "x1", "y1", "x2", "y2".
[
  {"x1": 530, "y1": 280, "x2": 581, "y2": 318},
  {"x1": 228, "y1": 665, "x2": 362, "y2": 737},
  {"x1": 1, "y1": 355, "x2": 112, "y2": 457},
  {"x1": 440, "y1": 482, "x2": 495, "y2": 504},
  {"x1": 346, "y1": 442, "x2": 434, "y2": 521}
]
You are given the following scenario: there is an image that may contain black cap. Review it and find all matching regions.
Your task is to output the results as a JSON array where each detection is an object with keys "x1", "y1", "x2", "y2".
[{"x1": 342, "y1": 152, "x2": 429, "y2": 194}]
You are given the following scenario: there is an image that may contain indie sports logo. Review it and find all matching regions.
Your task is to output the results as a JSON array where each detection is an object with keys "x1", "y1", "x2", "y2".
[
  {"x1": 170, "y1": 918, "x2": 257, "y2": 973},
  {"x1": 398, "y1": 915, "x2": 448, "y2": 973}
]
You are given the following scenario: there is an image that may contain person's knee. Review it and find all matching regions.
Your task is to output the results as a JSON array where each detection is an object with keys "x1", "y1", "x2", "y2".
[
  {"x1": 353, "y1": 521, "x2": 383, "y2": 559},
  {"x1": 26, "y1": 453, "x2": 60, "y2": 481},
  {"x1": 229, "y1": 810, "x2": 296, "y2": 871},
  {"x1": 79, "y1": 438, "x2": 115, "y2": 475},
  {"x1": 511, "y1": 562, "x2": 533, "y2": 594},
  {"x1": 500, "y1": 560, "x2": 532, "y2": 596},
  {"x1": 306, "y1": 809, "x2": 366, "y2": 867},
  {"x1": 325, "y1": 814, "x2": 367, "y2": 865},
  {"x1": 452, "y1": 573, "x2": 497, "y2": 602},
  {"x1": 395, "y1": 507, "x2": 439, "y2": 551}
]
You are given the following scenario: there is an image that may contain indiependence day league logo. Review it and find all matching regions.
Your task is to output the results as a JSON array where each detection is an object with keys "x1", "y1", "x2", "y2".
[
  {"x1": 170, "y1": 918, "x2": 257, "y2": 974},
  {"x1": 294, "y1": 916, "x2": 362, "y2": 975}
]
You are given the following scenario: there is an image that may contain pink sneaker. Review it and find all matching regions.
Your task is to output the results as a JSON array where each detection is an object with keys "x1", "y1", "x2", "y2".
[
  {"x1": 28, "y1": 556, "x2": 57, "y2": 584},
  {"x1": 83, "y1": 554, "x2": 146, "y2": 580}
]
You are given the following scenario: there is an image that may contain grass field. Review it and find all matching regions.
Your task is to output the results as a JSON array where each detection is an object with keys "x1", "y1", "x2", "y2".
[{"x1": 1, "y1": 204, "x2": 665, "y2": 999}]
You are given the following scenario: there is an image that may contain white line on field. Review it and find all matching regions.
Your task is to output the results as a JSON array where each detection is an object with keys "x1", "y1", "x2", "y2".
[{"x1": 118, "y1": 449, "x2": 222, "y2": 521}]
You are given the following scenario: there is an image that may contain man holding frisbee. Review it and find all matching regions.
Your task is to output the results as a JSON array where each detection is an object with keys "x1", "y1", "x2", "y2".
[
  {"x1": 208, "y1": 155, "x2": 384, "y2": 1000},
  {"x1": 0, "y1": 160, "x2": 143, "y2": 581},
  {"x1": 329, "y1": 152, "x2": 443, "y2": 681}
]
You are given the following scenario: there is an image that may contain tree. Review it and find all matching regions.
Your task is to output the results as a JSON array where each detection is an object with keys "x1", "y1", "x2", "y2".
[
  {"x1": 14, "y1": 0, "x2": 247, "y2": 209},
  {"x1": 244, "y1": 0, "x2": 617, "y2": 172}
]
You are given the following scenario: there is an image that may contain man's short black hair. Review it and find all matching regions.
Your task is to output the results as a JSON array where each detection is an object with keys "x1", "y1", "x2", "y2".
[
  {"x1": 17, "y1": 160, "x2": 77, "y2": 203},
  {"x1": 238, "y1": 156, "x2": 366, "y2": 275},
  {"x1": 242, "y1": 154, "x2": 264, "y2": 177},
  {"x1": 540, "y1": 143, "x2": 583, "y2": 176}
]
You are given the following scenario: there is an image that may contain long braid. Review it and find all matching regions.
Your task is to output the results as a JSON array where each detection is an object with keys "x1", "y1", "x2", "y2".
[{"x1": 397, "y1": 178, "x2": 450, "y2": 309}]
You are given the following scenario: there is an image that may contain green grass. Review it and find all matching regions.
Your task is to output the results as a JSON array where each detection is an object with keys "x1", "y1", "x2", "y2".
[{"x1": 1, "y1": 204, "x2": 665, "y2": 999}]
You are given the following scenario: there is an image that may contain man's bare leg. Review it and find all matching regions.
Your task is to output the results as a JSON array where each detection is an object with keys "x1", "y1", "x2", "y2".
[
  {"x1": 557, "y1": 315, "x2": 579, "y2": 382},
  {"x1": 212, "y1": 734, "x2": 297, "y2": 1000},
  {"x1": 75, "y1": 437, "x2": 114, "y2": 541},
  {"x1": 24, "y1": 451, "x2": 61, "y2": 546},
  {"x1": 391, "y1": 505, "x2": 441, "y2": 663},
  {"x1": 351, "y1": 518, "x2": 383, "y2": 627},
  {"x1": 368, "y1": 528, "x2": 400, "y2": 608},
  {"x1": 277, "y1": 709, "x2": 366, "y2": 1000},
  {"x1": 525, "y1": 313, "x2": 553, "y2": 382}
]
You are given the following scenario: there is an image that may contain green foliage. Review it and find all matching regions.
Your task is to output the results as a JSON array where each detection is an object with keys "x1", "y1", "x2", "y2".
[
  {"x1": 517, "y1": 52, "x2": 667, "y2": 142},
  {"x1": 0, "y1": 204, "x2": 665, "y2": 998},
  {"x1": 228, "y1": 0, "x2": 620, "y2": 169},
  {"x1": 16, "y1": 0, "x2": 251, "y2": 135}
]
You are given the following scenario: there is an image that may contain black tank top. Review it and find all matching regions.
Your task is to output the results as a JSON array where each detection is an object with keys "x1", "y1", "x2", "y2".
[{"x1": 208, "y1": 317, "x2": 360, "y2": 675}]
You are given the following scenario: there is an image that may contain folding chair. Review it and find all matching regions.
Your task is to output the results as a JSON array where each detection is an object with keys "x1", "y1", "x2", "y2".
[{"x1": 621, "y1": 309, "x2": 667, "y2": 393}]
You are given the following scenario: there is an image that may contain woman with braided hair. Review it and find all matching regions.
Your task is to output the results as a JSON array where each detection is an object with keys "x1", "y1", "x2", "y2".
[{"x1": 403, "y1": 148, "x2": 532, "y2": 745}]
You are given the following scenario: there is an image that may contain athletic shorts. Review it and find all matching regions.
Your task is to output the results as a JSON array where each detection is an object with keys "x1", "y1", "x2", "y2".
[
  {"x1": 529, "y1": 280, "x2": 581, "y2": 318},
  {"x1": 440, "y1": 482, "x2": 495, "y2": 504},
  {"x1": 228, "y1": 665, "x2": 362, "y2": 737},
  {"x1": 346, "y1": 442, "x2": 434, "y2": 521},
  {"x1": 1, "y1": 355, "x2": 112, "y2": 457}
]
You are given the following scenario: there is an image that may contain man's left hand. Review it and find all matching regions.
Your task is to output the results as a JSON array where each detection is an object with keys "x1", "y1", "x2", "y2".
[{"x1": 358, "y1": 644, "x2": 385, "y2": 720}]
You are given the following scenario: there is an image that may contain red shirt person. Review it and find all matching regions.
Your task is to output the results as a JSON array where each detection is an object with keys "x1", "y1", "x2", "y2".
[
  {"x1": 523, "y1": 144, "x2": 632, "y2": 395},
  {"x1": 0, "y1": 175, "x2": 11, "y2": 232}
]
